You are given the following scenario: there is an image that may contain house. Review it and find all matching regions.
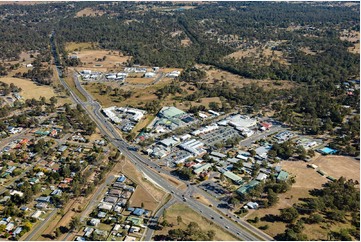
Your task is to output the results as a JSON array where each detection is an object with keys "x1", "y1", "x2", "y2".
[
  {"x1": 129, "y1": 226, "x2": 141, "y2": 233},
  {"x1": 89, "y1": 218, "x2": 101, "y2": 226},
  {"x1": 246, "y1": 202, "x2": 259, "y2": 209},
  {"x1": 12, "y1": 227, "x2": 23, "y2": 237},
  {"x1": 113, "y1": 224, "x2": 121, "y2": 231},
  {"x1": 31, "y1": 210, "x2": 43, "y2": 219},
  {"x1": 37, "y1": 196, "x2": 51, "y2": 203},
  {"x1": 97, "y1": 211, "x2": 107, "y2": 218},
  {"x1": 36, "y1": 202, "x2": 48, "y2": 210},
  {"x1": 58, "y1": 145, "x2": 68, "y2": 152},
  {"x1": 256, "y1": 173, "x2": 268, "y2": 181},
  {"x1": 109, "y1": 189, "x2": 122, "y2": 197},
  {"x1": 35, "y1": 171, "x2": 45, "y2": 178},
  {"x1": 51, "y1": 189, "x2": 62, "y2": 196},
  {"x1": 20, "y1": 206, "x2": 29, "y2": 211},
  {"x1": 132, "y1": 208, "x2": 145, "y2": 216},
  {"x1": 76, "y1": 237, "x2": 86, "y2": 241},
  {"x1": 10, "y1": 190, "x2": 24, "y2": 197},
  {"x1": 104, "y1": 196, "x2": 118, "y2": 204},
  {"x1": 277, "y1": 171, "x2": 289, "y2": 182},
  {"x1": 84, "y1": 227, "x2": 94, "y2": 237},
  {"x1": 98, "y1": 202, "x2": 113, "y2": 211},
  {"x1": 5, "y1": 222, "x2": 15, "y2": 231},
  {"x1": 116, "y1": 175, "x2": 126, "y2": 183}
]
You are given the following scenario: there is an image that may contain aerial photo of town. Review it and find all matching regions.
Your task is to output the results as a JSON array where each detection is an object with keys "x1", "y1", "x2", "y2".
[{"x1": 0, "y1": 0, "x2": 359, "y2": 241}]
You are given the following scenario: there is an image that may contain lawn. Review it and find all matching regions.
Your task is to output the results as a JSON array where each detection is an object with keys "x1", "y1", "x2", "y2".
[
  {"x1": 0, "y1": 77, "x2": 57, "y2": 100},
  {"x1": 155, "y1": 203, "x2": 239, "y2": 241},
  {"x1": 63, "y1": 76, "x2": 87, "y2": 102},
  {"x1": 65, "y1": 42, "x2": 98, "y2": 52}
]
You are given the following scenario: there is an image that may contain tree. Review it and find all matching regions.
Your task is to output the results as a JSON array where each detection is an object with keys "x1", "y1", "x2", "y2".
[
  {"x1": 177, "y1": 216, "x2": 182, "y2": 225},
  {"x1": 69, "y1": 216, "x2": 81, "y2": 231},
  {"x1": 267, "y1": 188, "x2": 279, "y2": 207},
  {"x1": 280, "y1": 207, "x2": 299, "y2": 223}
]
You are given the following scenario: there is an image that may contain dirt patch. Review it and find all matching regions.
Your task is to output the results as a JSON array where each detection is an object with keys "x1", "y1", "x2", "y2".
[
  {"x1": 74, "y1": 50, "x2": 131, "y2": 70},
  {"x1": 193, "y1": 193, "x2": 212, "y2": 206},
  {"x1": 226, "y1": 45, "x2": 288, "y2": 65},
  {"x1": 155, "y1": 203, "x2": 238, "y2": 241},
  {"x1": 202, "y1": 65, "x2": 295, "y2": 90},
  {"x1": 126, "y1": 77, "x2": 155, "y2": 85},
  {"x1": 299, "y1": 47, "x2": 317, "y2": 55},
  {"x1": 0, "y1": 77, "x2": 58, "y2": 100},
  {"x1": 181, "y1": 38, "x2": 192, "y2": 47},
  {"x1": 75, "y1": 7, "x2": 105, "y2": 17},
  {"x1": 120, "y1": 160, "x2": 166, "y2": 206},
  {"x1": 311, "y1": 154, "x2": 360, "y2": 182}
]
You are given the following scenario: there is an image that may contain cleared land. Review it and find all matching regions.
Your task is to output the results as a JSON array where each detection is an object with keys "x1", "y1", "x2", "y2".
[
  {"x1": 120, "y1": 159, "x2": 166, "y2": 211},
  {"x1": 65, "y1": 42, "x2": 98, "y2": 52},
  {"x1": 155, "y1": 203, "x2": 238, "y2": 241},
  {"x1": 226, "y1": 44, "x2": 288, "y2": 65},
  {"x1": 75, "y1": 7, "x2": 105, "y2": 17},
  {"x1": 0, "y1": 77, "x2": 61, "y2": 101},
  {"x1": 73, "y1": 49, "x2": 131, "y2": 70},
  {"x1": 201, "y1": 65, "x2": 295, "y2": 90},
  {"x1": 340, "y1": 30, "x2": 360, "y2": 54},
  {"x1": 245, "y1": 158, "x2": 358, "y2": 239},
  {"x1": 311, "y1": 154, "x2": 360, "y2": 181}
]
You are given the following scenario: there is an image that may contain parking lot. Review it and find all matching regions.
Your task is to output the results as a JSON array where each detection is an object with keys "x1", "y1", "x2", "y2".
[
  {"x1": 200, "y1": 126, "x2": 241, "y2": 147},
  {"x1": 199, "y1": 182, "x2": 231, "y2": 198}
]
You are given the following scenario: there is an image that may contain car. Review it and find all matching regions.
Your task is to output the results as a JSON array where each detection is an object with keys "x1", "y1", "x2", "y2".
[
  {"x1": 211, "y1": 216, "x2": 214, "y2": 219},
  {"x1": 171, "y1": 191, "x2": 174, "y2": 194},
  {"x1": 200, "y1": 210, "x2": 203, "y2": 213},
  {"x1": 237, "y1": 232, "x2": 240, "y2": 235},
  {"x1": 225, "y1": 226, "x2": 229, "y2": 229},
  {"x1": 220, "y1": 217, "x2": 223, "y2": 219}
]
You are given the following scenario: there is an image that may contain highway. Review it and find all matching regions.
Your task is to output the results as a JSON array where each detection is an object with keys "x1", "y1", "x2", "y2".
[{"x1": 50, "y1": 32, "x2": 274, "y2": 241}]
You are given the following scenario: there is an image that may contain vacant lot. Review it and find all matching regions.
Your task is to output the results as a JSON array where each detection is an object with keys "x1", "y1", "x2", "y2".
[
  {"x1": 201, "y1": 65, "x2": 295, "y2": 90},
  {"x1": 74, "y1": 50, "x2": 131, "y2": 70},
  {"x1": 120, "y1": 160, "x2": 166, "y2": 211},
  {"x1": 0, "y1": 77, "x2": 62, "y2": 101},
  {"x1": 126, "y1": 77, "x2": 156, "y2": 85},
  {"x1": 65, "y1": 42, "x2": 97, "y2": 52},
  {"x1": 155, "y1": 203, "x2": 238, "y2": 241},
  {"x1": 312, "y1": 154, "x2": 360, "y2": 181}
]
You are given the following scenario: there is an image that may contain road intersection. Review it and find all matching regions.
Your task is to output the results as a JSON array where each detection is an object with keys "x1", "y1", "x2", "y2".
[{"x1": 50, "y1": 32, "x2": 274, "y2": 241}]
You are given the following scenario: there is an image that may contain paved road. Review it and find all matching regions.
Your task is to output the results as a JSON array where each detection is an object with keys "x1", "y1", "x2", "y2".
[
  {"x1": 143, "y1": 197, "x2": 176, "y2": 241},
  {"x1": 50, "y1": 32, "x2": 273, "y2": 241},
  {"x1": 24, "y1": 208, "x2": 58, "y2": 241},
  {"x1": 62, "y1": 175, "x2": 115, "y2": 241}
]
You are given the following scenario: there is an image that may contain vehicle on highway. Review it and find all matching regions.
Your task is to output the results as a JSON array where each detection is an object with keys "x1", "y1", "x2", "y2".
[
  {"x1": 183, "y1": 198, "x2": 187, "y2": 202},
  {"x1": 225, "y1": 226, "x2": 229, "y2": 229},
  {"x1": 211, "y1": 216, "x2": 214, "y2": 219}
]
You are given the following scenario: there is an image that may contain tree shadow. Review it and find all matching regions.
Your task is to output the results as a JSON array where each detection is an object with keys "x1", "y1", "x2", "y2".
[{"x1": 261, "y1": 214, "x2": 280, "y2": 223}]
